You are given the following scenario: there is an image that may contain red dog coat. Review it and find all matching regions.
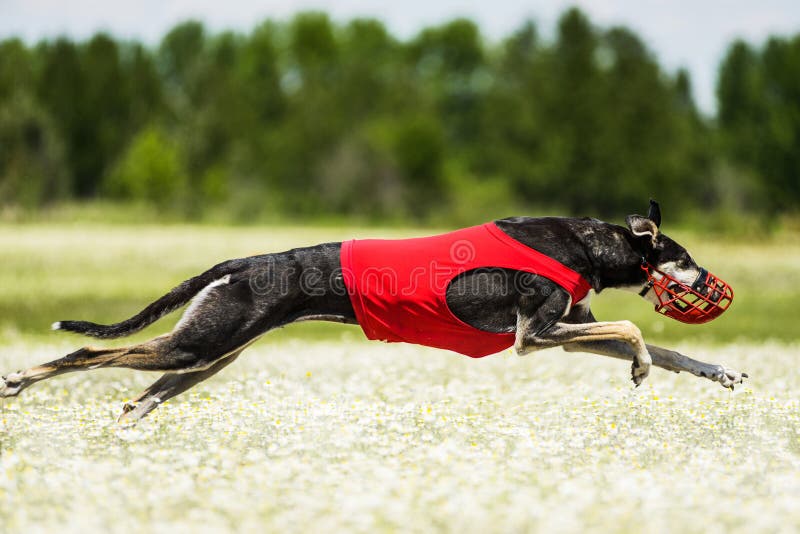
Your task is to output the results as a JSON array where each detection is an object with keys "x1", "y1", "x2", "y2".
[{"x1": 341, "y1": 222, "x2": 592, "y2": 357}]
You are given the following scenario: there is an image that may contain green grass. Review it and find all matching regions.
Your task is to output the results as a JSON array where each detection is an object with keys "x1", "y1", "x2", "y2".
[{"x1": 0, "y1": 222, "x2": 798, "y2": 345}]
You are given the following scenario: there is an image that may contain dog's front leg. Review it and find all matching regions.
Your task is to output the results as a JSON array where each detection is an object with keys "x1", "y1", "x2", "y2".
[
  {"x1": 516, "y1": 320, "x2": 652, "y2": 386},
  {"x1": 563, "y1": 340, "x2": 747, "y2": 390}
]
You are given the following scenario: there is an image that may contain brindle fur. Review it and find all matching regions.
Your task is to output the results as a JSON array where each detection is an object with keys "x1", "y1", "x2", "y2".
[{"x1": 0, "y1": 201, "x2": 747, "y2": 423}]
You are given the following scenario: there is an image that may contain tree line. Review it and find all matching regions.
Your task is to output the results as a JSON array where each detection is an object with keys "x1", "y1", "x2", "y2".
[{"x1": 1, "y1": 8, "x2": 798, "y2": 223}]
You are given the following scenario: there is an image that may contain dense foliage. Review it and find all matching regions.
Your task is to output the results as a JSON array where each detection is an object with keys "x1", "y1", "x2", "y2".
[{"x1": 0, "y1": 8, "x2": 797, "y2": 222}]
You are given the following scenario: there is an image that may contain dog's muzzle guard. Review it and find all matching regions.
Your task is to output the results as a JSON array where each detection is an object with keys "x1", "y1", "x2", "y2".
[{"x1": 639, "y1": 261, "x2": 733, "y2": 324}]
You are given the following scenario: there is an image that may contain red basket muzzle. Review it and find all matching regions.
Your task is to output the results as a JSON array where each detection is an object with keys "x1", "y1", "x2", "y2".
[{"x1": 640, "y1": 262, "x2": 733, "y2": 324}]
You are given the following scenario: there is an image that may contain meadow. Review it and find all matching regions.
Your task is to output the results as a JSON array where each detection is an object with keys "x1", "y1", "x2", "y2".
[{"x1": 1, "y1": 222, "x2": 799, "y2": 532}]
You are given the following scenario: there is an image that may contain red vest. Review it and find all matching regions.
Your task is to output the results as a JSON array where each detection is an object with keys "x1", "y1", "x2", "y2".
[{"x1": 341, "y1": 222, "x2": 592, "y2": 358}]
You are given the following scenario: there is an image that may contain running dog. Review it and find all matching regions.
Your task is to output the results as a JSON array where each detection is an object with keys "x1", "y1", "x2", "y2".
[{"x1": 0, "y1": 201, "x2": 745, "y2": 423}]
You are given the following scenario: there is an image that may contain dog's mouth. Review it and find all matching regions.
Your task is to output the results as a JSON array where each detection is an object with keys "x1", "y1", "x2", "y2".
[{"x1": 640, "y1": 263, "x2": 733, "y2": 324}]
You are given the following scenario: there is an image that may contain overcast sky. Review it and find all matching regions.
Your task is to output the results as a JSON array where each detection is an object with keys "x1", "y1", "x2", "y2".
[{"x1": 2, "y1": 0, "x2": 799, "y2": 113}]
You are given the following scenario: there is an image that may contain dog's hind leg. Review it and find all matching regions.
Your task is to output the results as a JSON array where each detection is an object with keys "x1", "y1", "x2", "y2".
[
  {"x1": 1, "y1": 345, "x2": 124, "y2": 398},
  {"x1": 0, "y1": 334, "x2": 212, "y2": 398},
  {"x1": 117, "y1": 348, "x2": 245, "y2": 425},
  {"x1": 563, "y1": 340, "x2": 748, "y2": 390}
]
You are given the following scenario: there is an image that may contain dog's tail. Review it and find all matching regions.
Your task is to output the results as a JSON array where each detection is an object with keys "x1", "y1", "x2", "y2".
[{"x1": 53, "y1": 259, "x2": 244, "y2": 339}]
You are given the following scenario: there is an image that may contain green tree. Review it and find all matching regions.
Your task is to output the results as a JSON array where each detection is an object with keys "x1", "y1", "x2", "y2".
[
  {"x1": 718, "y1": 36, "x2": 800, "y2": 212},
  {"x1": 393, "y1": 114, "x2": 446, "y2": 217},
  {"x1": 477, "y1": 21, "x2": 547, "y2": 203},
  {"x1": 268, "y1": 12, "x2": 343, "y2": 212},
  {"x1": 236, "y1": 22, "x2": 285, "y2": 127},
  {"x1": 126, "y1": 43, "x2": 164, "y2": 131},
  {"x1": 79, "y1": 33, "x2": 131, "y2": 195},
  {"x1": 289, "y1": 12, "x2": 338, "y2": 76},
  {"x1": 0, "y1": 94, "x2": 69, "y2": 207},
  {"x1": 105, "y1": 126, "x2": 187, "y2": 207},
  {"x1": 408, "y1": 19, "x2": 486, "y2": 147},
  {"x1": 538, "y1": 8, "x2": 604, "y2": 212},
  {"x1": 227, "y1": 22, "x2": 286, "y2": 203},
  {"x1": 597, "y1": 27, "x2": 700, "y2": 211},
  {"x1": 35, "y1": 38, "x2": 87, "y2": 195},
  {"x1": 756, "y1": 36, "x2": 800, "y2": 210},
  {"x1": 717, "y1": 41, "x2": 762, "y2": 164},
  {"x1": 158, "y1": 20, "x2": 206, "y2": 95},
  {"x1": 0, "y1": 38, "x2": 34, "y2": 100},
  {"x1": 338, "y1": 19, "x2": 399, "y2": 120}
]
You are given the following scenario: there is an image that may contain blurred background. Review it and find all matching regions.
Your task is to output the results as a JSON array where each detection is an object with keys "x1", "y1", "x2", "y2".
[
  {"x1": 1, "y1": 1, "x2": 798, "y2": 228},
  {"x1": 0, "y1": 2, "x2": 799, "y2": 344}
]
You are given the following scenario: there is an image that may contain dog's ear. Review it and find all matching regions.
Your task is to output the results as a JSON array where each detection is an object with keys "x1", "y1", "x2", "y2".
[
  {"x1": 626, "y1": 214, "x2": 659, "y2": 247},
  {"x1": 647, "y1": 199, "x2": 661, "y2": 228}
]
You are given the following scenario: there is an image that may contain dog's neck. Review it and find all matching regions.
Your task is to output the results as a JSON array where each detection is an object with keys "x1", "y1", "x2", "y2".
[
  {"x1": 573, "y1": 221, "x2": 649, "y2": 293},
  {"x1": 495, "y1": 216, "x2": 648, "y2": 294}
]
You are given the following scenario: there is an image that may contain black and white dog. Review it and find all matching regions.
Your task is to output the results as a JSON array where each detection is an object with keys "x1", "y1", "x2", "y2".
[{"x1": 0, "y1": 201, "x2": 745, "y2": 423}]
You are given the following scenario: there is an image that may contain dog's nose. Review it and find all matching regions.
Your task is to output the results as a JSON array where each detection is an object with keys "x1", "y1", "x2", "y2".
[
  {"x1": 691, "y1": 268, "x2": 710, "y2": 294},
  {"x1": 692, "y1": 268, "x2": 725, "y2": 302}
]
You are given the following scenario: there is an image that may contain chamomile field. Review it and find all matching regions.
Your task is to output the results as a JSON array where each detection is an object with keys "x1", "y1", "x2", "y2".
[{"x1": 1, "y1": 223, "x2": 799, "y2": 533}]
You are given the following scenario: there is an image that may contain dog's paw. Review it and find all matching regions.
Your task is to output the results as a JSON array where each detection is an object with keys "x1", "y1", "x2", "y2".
[
  {"x1": 117, "y1": 402, "x2": 139, "y2": 426},
  {"x1": 712, "y1": 365, "x2": 748, "y2": 390},
  {"x1": 630, "y1": 359, "x2": 650, "y2": 387},
  {"x1": 0, "y1": 372, "x2": 24, "y2": 398}
]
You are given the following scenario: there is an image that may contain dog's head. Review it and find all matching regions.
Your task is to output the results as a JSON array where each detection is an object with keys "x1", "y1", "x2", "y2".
[
  {"x1": 626, "y1": 200, "x2": 733, "y2": 323},
  {"x1": 626, "y1": 200, "x2": 699, "y2": 288}
]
